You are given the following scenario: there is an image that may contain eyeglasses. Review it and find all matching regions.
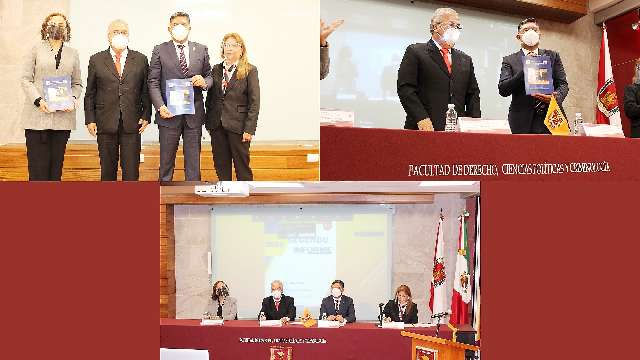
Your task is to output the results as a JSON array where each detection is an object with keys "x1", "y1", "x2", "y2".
[
  {"x1": 111, "y1": 30, "x2": 128, "y2": 36},
  {"x1": 47, "y1": 22, "x2": 66, "y2": 27},
  {"x1": 440, "y1": 22, "x2": 463, "y2": 30},
  {"x1": 222, "y1": 43, "x2": 241, "y2": 49}
]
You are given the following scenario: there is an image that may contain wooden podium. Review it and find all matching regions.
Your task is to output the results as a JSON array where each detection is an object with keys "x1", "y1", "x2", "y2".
[{"x1": 401, "y1": 331, "x2": 479, "y2": 360}]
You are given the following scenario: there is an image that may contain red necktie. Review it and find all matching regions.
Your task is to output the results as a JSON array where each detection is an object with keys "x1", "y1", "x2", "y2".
[
  {"x1": 275, "y1": 300, "x2": 280, "y2": 311},
  {"x1": 114, "y1": 53, "x2": 122, "y2": 78},
  {"x1": 441, "y1": 48, "x2": 451, "y2": 73}
]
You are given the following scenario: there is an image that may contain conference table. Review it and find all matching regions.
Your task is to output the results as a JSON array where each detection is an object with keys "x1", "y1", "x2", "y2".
[
  {"x1": 320, "y1": 126, "x2": 640, "y2": 181},
  {"x1": 160, "y1": 319, "x2": 475, "y2": 359}
]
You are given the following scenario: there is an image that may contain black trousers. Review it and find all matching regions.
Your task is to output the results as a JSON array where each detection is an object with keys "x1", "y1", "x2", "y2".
[
  {"x1": 158, "y1": 119, "x2": 202, "y2": 181},
  {"x1": 97, "y1": 119, "x2": 141, "y2": 181},
  {"x1": 25, "y1": 129, "x2": 70, "y2": 181},
  {"x1": 210, "y1": 126, "x2": 253, "y2": 181}
]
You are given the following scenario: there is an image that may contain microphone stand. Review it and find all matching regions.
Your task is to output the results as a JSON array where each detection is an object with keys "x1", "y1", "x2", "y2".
[
  {"x1": 378, "y1": 303, "x2": 384, "y2": 327},
  {"x1": 431, "y1": 312, "x2": 449, "y2": 337}
]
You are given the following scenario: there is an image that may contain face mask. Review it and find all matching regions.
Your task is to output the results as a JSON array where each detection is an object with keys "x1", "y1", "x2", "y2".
[
  {"x1": 171, "y1": 24, "x2": 189, "y2": 42},
  {"x1": 521, "y1": 29, "x2": 540, "y2": 47},
  {"x1": 47, "y1": 25, "x2": 66, "y2": 41},
  {"x1": 215, "y1": 286, "x2": 229, "y2": 297},
  {"x1": 331, "y1": 288, "x2": 342, "y2": 298},
  {"x1": 271, "y1": 290, "x2": 282, "y2": 299},
  {"x1": 111, "y1": 34, "x2": 129, "y2": 50},
  {"x1": 441, "y1": 28, "x2": 461, "y2": 46}
]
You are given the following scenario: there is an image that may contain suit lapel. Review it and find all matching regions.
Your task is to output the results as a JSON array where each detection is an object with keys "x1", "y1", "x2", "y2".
[
  {"x1": 102, "y1": 49, "x2": 120, "y2": 80},
  {"x1": 121, "y1": 50, "x2": 134, "y2": 81},
  {"x1": 167, "y1": 41, "x2": 185, "y2": 77},
  {"x1": 426, "y1": 40, "x2": 451, "y2": 78},
  {"x1": 451, "y1": 49, "x2": 462, "y2": 79},
  {"x1": 188, "y1": 41, "x2": 197, "y2": 74}
]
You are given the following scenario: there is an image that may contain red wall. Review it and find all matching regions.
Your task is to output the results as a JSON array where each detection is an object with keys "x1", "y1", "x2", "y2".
[{"x1": 605, "y1": 8, "x2": 640, "y2": 136}]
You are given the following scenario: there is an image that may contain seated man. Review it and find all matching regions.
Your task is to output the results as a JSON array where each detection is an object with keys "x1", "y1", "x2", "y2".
[
  {"x1": 319, "y1": 280, "x2": 356, "y2": 323},
  {"x1": 259, "y1": 280, "x2": 295, "y2": 323}
]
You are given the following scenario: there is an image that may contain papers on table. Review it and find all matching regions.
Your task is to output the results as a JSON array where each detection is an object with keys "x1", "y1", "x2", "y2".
[
  {"x1": 381, "y1": 322, "x2": 405, "y2": 329},
  {"x1": 317, "y1": 320, "x2": 343, "y2": 328},
  {"x1": 320, "y1": 108, "x2": 355, "y2": 127},
  {"x1": 166, "y1": 79, "x2": 195, "y2": 115},
  {"x1": 458, "y1": 117, "x2": 511, "y2": 134},
  {"x1": 411, "y1": 323, "x2": 438, "y2": 328},
  {"x1": 580, "y1": 123, "x2": 625, "y2": 138},
  {"x1": 524, "y1": 55, "x2": 553, "y2": 95},
  {"x1": 259, "y1": 320, "x2": 283, "y2": 327},
  {"x1": 43, "y1": 75, "x2": 73, "y2": 111},
  {"x1": 200, "y1": 319, "x2": 224, "y2": 326}
]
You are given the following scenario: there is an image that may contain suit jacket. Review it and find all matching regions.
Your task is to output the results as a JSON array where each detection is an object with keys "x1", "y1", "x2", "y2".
[
  {"x1": 382, "y1": 300, "x2": 418, "y2": 324},
  {"x1": 205, "y1": 62, "x2": 260, "y2": 135},
  {"x1": 84, "y1": 48, "x2": 151, "y2": 134},
  {"x1": 319, "y1": 295, "x2": 356, "y2": 323},
  {"x1": 320, "y1": 45, "x2": 329, "y2": 80},
  {"x1": 397, "y1": 39, "x2": 481, "y2": 131},
  {"x1": 21, "y1": 41, "x2": 83, "y2": 131},
  {"x1": 148, "y1": 41, "x2": 213, "y2": 129},
  {"x1": 624, "y1": 84, "x2": 640, "y2": 138},
  {"x1": 498, "y1": 49, "x2": 569, "y2": 134},
  {"x1": 204, "y1": 296, "x2": 238, "y2": 320},
  {"x1": 260, "y1": 295, "x2": 296, "y2": 321}
]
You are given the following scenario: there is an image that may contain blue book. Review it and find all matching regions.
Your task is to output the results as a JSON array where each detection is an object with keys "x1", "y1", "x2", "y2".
[
  {"x1": 166, "y1": 79, "x2": 195, "y2": 115},
  {"x1": 523, "y1": 55, "x2": 554, "y2": 95},
  {"x1": 43, "y1": 75, "x2": 73, "y2": 111}
]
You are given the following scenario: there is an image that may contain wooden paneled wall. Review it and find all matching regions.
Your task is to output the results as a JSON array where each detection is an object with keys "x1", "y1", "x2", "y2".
[
  {"x1": 0, "y1": 142, "x2": 319, "y2": 181},
  {"x1": 160, "y1": 203, "x2": 176, "y2": 319},
  {"x1": 434, "y1": 0, "x2": 589, "y2": 22}
]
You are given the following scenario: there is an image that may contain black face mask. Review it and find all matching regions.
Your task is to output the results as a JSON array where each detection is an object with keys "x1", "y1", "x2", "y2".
[
  {"x1": 215, "y1": 286, "x2": 229, "y2": 297},
  {"x1": 47, "y1": 25, "x2": 66, "y2": 40}
]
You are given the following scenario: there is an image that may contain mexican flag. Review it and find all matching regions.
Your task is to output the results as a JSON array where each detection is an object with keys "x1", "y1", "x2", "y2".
[
  {"x1": 450, "y1": 211, "x2": 471, "y2": 325},
  {"x1": 429, "y1": 214, "x2": 448, "y2": 324}
]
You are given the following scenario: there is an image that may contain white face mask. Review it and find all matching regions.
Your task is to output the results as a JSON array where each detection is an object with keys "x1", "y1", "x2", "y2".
[
  {"x1": 111, "y1": 34, "x2": 129, "y2": 50},
  {"x1": 331, "y1": 288, "x2": 342, "y2": 298},
  {"x1": 171, "y1": 24, "x2": 189, "y2": 42},
  {"x1": 521, "y1": 29, "x2": 540, "y2": 47},
  {"x1": 441, "y1": 28, "x2": 461, "y2": 46},
  {"x1": 271, "y1": 290, "x2": 282, "y2": 299}
]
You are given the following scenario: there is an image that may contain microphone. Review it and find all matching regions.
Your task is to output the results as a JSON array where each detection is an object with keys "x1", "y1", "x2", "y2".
[{"x1": 377, "y1": 303, "x2": 385, "y2": 327}]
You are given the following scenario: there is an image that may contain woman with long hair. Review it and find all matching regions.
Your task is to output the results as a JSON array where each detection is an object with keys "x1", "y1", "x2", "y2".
[
  {"x1": 623, "y1": 58, "x2": 640, "y2": 138},
  {"x1": 383, "y1": 284, "x2": 419, "y2": 324},
  {"x1": 204, "y1": 280, "x2": 238, "y2": 320}
]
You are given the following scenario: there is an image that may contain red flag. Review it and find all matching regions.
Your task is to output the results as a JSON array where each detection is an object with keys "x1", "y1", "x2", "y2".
[
  {"x1": 428, "y1": 213, "x2": 448, "y2": 323},
  {"x1": 596, "y1": 25, "x2": 622, "y2": 127},
  {"x1": 450, "y1": 211, "x2": 471, "y2": 325}
]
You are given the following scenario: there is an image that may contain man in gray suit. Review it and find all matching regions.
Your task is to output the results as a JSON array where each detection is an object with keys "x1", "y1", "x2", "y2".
[{"x1": 148, "y1": 11, "x2": 212, "y2": 181}]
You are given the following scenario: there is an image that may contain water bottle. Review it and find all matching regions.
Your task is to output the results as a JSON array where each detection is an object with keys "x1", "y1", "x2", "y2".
[
  {"x1": 259, "y1": 311, "x2": 266, "y2": 321},
  {"x1": 574, "y1": 112, "x2": 583, "y2": 135},
  {"x1": 445, "y1": 104, "x2": 458, "y2": 132},
  {"x1": 322, "y1": 312, "x2": 327, "y2": 321}
]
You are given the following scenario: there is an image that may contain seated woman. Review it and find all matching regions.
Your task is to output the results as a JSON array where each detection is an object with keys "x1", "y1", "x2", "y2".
[
  {"x1": 383, "y1": 284, "x2": 418, "y2": 324},
  {"x1": 624, "y1": 58, "x2": 640, "y2": 138},
  {"x1": 204, "y1": 280, "x2": 237, "y2": 320}
]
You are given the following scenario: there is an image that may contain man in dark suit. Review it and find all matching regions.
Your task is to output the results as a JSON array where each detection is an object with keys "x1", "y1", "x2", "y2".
[
  {"x1": 148, "y1": 11, "x2": 212, "y2": 181},
  {"x1": 498, "y1": 17, "x2": 569, "y2": 134},
  {"x1": 259, "y1": 280, "x2": 296, "y2": 323},
  {"x1": 319, "y1": 280, "x2": 356, "y2": 323},
  {"x1": 84, "y1": 19, "x2": 151, "y2": 181},
  {"x1": 397, "y1": 8, "x2": 481, "y2": 131}
]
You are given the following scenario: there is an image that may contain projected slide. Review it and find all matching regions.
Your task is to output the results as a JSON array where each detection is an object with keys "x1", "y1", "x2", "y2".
[{"x1": 212, "y1": 205, "x2": 393, "y2": 320}]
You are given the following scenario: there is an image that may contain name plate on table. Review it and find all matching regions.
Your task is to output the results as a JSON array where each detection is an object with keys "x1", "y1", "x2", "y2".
[
  {"x1": 43, "y1": 75, "x2": 73, "y2": 111},
  {"x1": 458, "y1": 118, "x2": 511, "y2": 134},
  {"x1": 579, "y1": 123, "x2": 625, "y2": 138},
  {"x1": 200, "y1": 319, "x2": 224, "y2": 326},
  {"x1": 317, "y1": 320, "x2": 342, "y2": 328},
  {"x1": 524, "y1": 55, "x2": 553, "y2": 95},
  {"x1": 381, "y1": 322, "x2": 405, "y2": 329},
  {"x1": 166, "y1": 79, "x2": 195, "y2": 115},
  {"x1": 259, "y1": 320, "x2": 283, "y2": 327},
  {"x1": 320, "y1": 108, "x2": 355, "y2": 127}
]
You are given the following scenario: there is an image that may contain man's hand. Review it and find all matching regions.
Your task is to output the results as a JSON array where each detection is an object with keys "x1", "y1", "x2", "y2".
[
  {"x1": 321, "y1": 19, "x2": 344, "y2": 46},
  {"x1": 191, "y1": 75, "x2": 206, "y2": 89},
  {"x1": 532, "y1": 92, "x2": 557, "y2": 103},
  {"x1": 159, "y1": 105, "x2": 174, "y2": 119},
  {"x1": 335, "y1": 315, "x2": 345, "y2": 322},
  {"x1": 87, "y1": 122, "x2": 97, "y2": 137},
  {"x1": 417, "y1": 118, "x2": 434, "y2": 131},
  {"x1": 138, "y1": 119, "x2": 149, "y2": 134},
  {"x1": 327, "y1": 315, "x2": 336, "y2": 321},
  {"x1": 280, "y1": 317, "x2": 290, "y2": 324},
  {"x1": 39, "y1": 99, "x2": 53, "y2": 113},
  {"x1": 384, "y1": 316, "x2": 392, "y2": 323},
  {"x1": 242, "y1": 132, "x2": 252, "y2": 142}
]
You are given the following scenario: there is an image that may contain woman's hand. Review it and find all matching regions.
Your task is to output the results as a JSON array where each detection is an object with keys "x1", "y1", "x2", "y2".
[
  {"x1": 242, "y1": 132, "x2": 252, "y2": 142},
  {"x1": 39, "y1": 99, "x2": 52, "y2": 113}
]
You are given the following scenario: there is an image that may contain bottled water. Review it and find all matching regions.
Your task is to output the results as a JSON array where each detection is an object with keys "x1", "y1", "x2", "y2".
[
  {"x1": 445, "y1": 104, "x2": 458, "y2": 132},
  {"x1": 573, "y1": 112, "x2": 583, "y2": 135}
]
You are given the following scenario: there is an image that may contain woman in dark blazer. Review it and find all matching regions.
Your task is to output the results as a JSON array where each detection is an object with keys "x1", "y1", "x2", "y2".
[
  {"x1": 624, "y1": 59, "x2": 640, "y2": 138},
  {"x1": 21, "y1": 13, "x2": 83, "y2": 180},
  {"x1": 383, "y1": 284, "x2": 419, "y2": 324},
  {"x1": 205, "y1": 32, "x2": 259, "y2": 181},
  {"x1": 204, "y1": 280, "x2": 238, "y2": 320}
]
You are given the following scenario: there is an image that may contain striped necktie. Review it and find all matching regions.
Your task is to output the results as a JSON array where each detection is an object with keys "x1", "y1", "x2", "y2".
[
  {"x1": 177, "y1": 44, "x2": 189, "y2": 77},
  {"x1": 222, "y1": 64, "x2": 235, "y2": 94}
]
